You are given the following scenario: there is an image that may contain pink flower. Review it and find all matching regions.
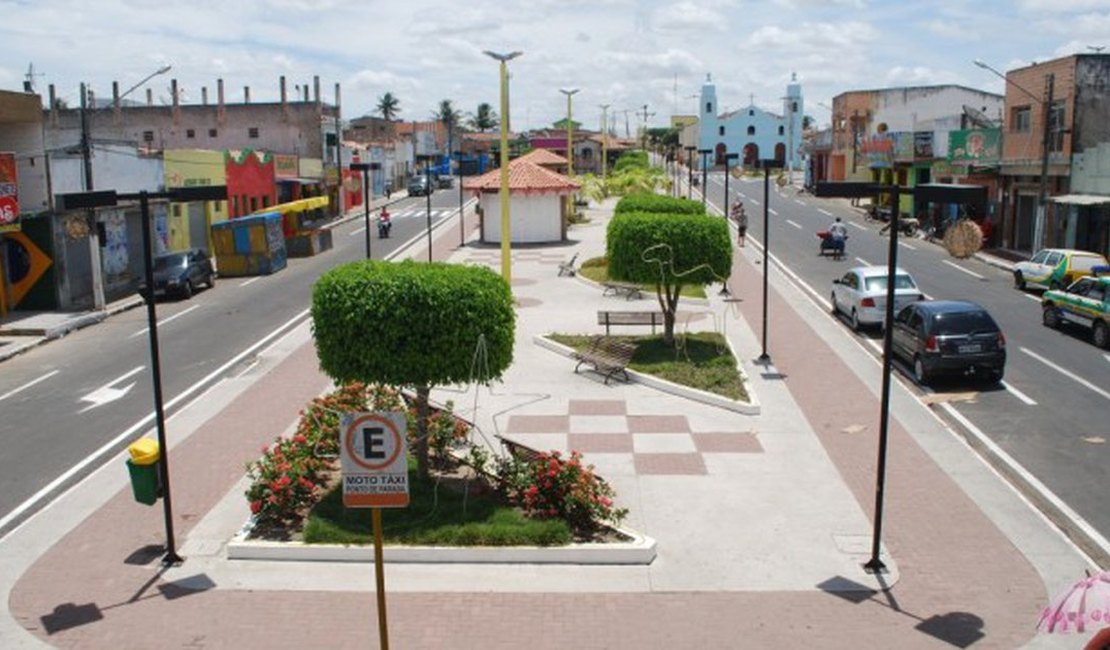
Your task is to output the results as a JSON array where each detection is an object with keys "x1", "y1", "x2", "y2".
[{"x1": 250, "y1": 500, "x2": 262, "y2": 514}]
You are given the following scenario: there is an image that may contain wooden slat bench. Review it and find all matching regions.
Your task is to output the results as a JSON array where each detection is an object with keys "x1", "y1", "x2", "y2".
[
  {"x1": 495, "y1": 435, "x2": 545, "y2": 464},
  {"x1": 557, "y1": 252, "x2": 578, "y2": 277},
  {"x1": 572, "y1": 336, "x2": 637, "y2": 385},
  {"x1": 597, "y1": 310, "x2": 665, "y2": 335},
  {"x1": 602, "y1": 280, "x2": 645, "y2": 300}
]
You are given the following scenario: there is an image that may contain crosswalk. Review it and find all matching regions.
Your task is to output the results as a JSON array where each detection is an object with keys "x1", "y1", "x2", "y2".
[{"x1": 388, "y1": 208, "x2": 457, "y2": 219}]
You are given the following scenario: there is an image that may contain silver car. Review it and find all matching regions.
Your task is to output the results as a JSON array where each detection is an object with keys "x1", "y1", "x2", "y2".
[{"x1": 831, "y1": 266, "x2": 924, "y2": 331}]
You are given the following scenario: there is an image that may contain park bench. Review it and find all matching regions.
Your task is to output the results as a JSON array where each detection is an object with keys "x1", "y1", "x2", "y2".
[
  {"x1": 601, "y1": 280, "x2": 645, "y2": 300},
  {"x1": 597, "y1": 310, "x2": 665, "y2": 335},
  {"x1": 572, "y1": 336, "x2": 638, "y2": 385},
  {"x1": 495, "y1": 434, "x2": 545, "y2": 464},
  {"x1": 557, "y1": 252, "x2": 578, "y2": 277}
]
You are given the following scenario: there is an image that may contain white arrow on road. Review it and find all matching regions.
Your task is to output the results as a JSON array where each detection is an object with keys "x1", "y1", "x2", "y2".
[{"x1": 79, "y1": 366, "x2": 145, "y2": 413}]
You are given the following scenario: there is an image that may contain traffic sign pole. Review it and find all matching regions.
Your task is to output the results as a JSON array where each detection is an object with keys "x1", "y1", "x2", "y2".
[{"x1": 373, "y1": 508, "x2": 389, "y2": 650}]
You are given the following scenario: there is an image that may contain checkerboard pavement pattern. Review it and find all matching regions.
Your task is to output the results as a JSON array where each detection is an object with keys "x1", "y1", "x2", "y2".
[
  {"x1": 503, "y1": 399, "x2": 761, "y2": 477},
  {"x1": 463, "y1": 250, "x2": 570, "y2": 267}
]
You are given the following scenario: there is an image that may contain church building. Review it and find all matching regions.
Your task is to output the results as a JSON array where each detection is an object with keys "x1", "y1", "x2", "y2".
[{"x1": 698, "y1": 73, "x2": 804, "y2": 170}]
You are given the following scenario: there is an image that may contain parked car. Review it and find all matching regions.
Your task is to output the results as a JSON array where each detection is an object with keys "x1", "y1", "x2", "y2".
[
  {"x1": 831, "y1": 266, "x2": 924, "y2": 331},
  {"x1": 891, "y1": 300, "x2": 1006, "y2": 385},
  {"x1": 407, "y1": 174, "x2": 433, "y2": 197},
  {"x1": 1012, "y1": 248, "x2": 1109, "y2": 291},
  {"x1": 138, "y1": 249, "x2": 216, "y2": 300},
  {"x1": 1041, "y1": 270, "x2": 1110, "y2": 348},
  {"x1": 436, "y1": 173, "x2": 454, "y2": 189}
]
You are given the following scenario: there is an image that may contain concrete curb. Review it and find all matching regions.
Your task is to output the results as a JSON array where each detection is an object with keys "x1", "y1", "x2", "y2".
[
  {"x1": 226, "y1": 526, "x2": 657, "y2": 565},
  {"x1": 533, "y1": 335, "x2": 760, "y2": 415}
]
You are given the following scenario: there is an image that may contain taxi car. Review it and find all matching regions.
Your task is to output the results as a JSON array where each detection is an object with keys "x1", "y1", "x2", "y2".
[
  {"x1": 1041, "y1": 269, "x2": 1110, "y2": 348},
  {"x1": 1013, "y1": 248, "x2": 1109, "y2": 291}
]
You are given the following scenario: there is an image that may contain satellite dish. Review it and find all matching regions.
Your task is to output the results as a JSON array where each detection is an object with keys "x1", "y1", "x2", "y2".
[{"x1": 963, "y1": 105, "x2": 997, "y2": 129}]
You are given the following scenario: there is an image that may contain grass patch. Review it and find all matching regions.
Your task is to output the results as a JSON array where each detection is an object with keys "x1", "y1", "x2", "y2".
[
  {"x1": 549, "y1": 331, "x2": 748, "y2": 402},
  {"x1": 579, "y1": 256, "x2": 706, "y2": 299},
  {"x1": 303, "y1": 458, "x2": 572, "y2": 546}
]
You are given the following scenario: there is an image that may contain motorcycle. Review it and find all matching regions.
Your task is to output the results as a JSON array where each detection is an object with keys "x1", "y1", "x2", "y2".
[
  {"x1": 880, "y1": 216, "x2": 920, "y2": 237},
  {"x1": 817, "y1": 231, "x2": 847, "y2": 260},
  {"x1": 378, "y1": 218, "x2": 392, "y2": 239}
]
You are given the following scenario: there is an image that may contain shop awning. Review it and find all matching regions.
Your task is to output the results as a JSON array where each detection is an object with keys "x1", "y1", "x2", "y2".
[
  {"x1": 276, "y1": 177, "x2": 324, "y2": 185},
  {"x1": 1050, "y1": 194, "x2": 1110, "y2": 206},
  {"x1": 269, "y1": 196, "x2": 330, "y2": 214}
]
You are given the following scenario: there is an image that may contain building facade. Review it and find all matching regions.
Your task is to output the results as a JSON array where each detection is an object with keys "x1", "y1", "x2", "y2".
[{"x1": 697, "y1": 73, "x2": 804, "y2": 170}]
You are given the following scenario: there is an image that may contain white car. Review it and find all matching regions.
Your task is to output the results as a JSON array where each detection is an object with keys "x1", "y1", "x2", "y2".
[{"x1": 831, "y1": 266, "x2": 925, "y2": 330}]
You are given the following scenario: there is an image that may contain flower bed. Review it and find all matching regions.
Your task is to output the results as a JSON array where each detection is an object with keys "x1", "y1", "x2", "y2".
[{"x1": 243, "y1": 382, "x2": 629, "y2": 545}]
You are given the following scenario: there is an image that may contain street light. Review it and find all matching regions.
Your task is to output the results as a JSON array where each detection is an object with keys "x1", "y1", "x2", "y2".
[
  {"x1": 455, "y1": 150, "x2": 465, "y2": 246},
  {"x1": 722, "y1": 152, "x2": 739, "y2": 216},
  {"x1": 560, "y1": 88, "x2": 580, "y2": 228},
  {"x1": 350, "y1": 162, "x2": 376, "y2": 259},
  {"x1": 424, "y1": 165, "x2": 434, "y2": 262},
  {"x1": 483, "y1": 49, "x2": 523, "y2": 284},
  {"x1": 974, "y1": 58, "x2": 1055, "y2": 252},
  {"x1": 757, "y1": 159, "x2": 782, "y2": 365},
  {"x1": 57, "y1": 184, "x2": 227, "y2": 567},
  {"x1": 698, "y1": 149, "x2": 711, "y2": 207},
  {"x1": 599, "y1": 104, "x2": 610, "y2": 178},
  {"x1": 684, "y1": 146, "x2": 696, "y2": 200}
]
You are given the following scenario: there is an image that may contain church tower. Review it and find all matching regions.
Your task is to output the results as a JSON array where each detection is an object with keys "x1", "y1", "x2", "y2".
[
  {"x1": 783, "y1": 72, "x2": 804, "y2": 170},
  {"x1": 698, "y1": 73, "x2": 717, "y2": 155}
]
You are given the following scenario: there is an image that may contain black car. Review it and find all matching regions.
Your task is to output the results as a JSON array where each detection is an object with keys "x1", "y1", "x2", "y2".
[
  {"x1": 891, "y1": 300, "x2": 1006, "y2": 385},
  {"x1": 139, "y1": 249, "x2": 216, "y2": 300},
  {"x1": 407, "y1": 174, "x2": 433, "y2": 197}
]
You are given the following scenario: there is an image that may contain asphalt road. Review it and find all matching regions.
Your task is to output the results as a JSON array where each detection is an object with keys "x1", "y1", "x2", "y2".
[
  {"x1": 0, "y1": 187, "x2": 470, "y2": 535},
  {"x1": 698, "y1": 169, "x2": 1110, "y2": 553}
]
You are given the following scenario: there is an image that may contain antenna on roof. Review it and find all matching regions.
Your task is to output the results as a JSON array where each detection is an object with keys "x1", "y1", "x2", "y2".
[{"x1": 962, "y1": 104, "x2": 997, "y2": 129}]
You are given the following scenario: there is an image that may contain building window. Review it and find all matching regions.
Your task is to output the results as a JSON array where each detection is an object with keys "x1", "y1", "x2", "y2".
[
  {"x1": 1012, "y1": 106, "x2": 1031, "y2": 133},
  {"x1": 778, "y1": 126, "x2": 785, "y2": 136},
  {"x1": 248, "y1": 127, "x2": 259, "y2": 139},
  {"x1": 718, "y1": 126, "x2": 725, "y2": 136},
  {"x1": 232, "y1": 195, "x2": 239, "y2": 215},
  {"x1": 186, "y1": 129, "x2": 195, "y2": 139},
  {"x1": 747, "y1": 126, "x2": 755, "y2": 136},
  {"x1": 705, "y1": 101, "x2": 713, "y2": 114},
  {"x1": 749, "y1": 109, "x2": 754, "y2": 117},
  {"x1": 249, "y1": 197, "x2": 258, "y2": 213},
  {"x1": 262, "y1": 196, "x2": 270, "y2": 208},
  {"x1": 209, "y1": 128, "x2": 218, "y2": 138},
  {"x1": 792, "y1": 101, "x2": 798, "y2": 113},
  {"x1": 143, "y1": 130, "x2": 154, "y2": 142},
  {"x1": 1048, "y1": 101, "x2": 1066, "y2": 152}
]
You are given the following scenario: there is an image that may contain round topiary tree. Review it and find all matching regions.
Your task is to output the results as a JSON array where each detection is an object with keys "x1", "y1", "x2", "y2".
[
  {"x1": 607, "y1": 212, "x2": 732, "y2": 345},
  {"x1": 312, "y1": 260, "x2": 516, "y2": 479}
]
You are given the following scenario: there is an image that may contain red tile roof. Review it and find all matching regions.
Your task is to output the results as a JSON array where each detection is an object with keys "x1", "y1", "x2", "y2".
[
  {"x1": 463, "y1": 159, "x2": 580, "y2": 194},
  {"x1": 518, "y1": 148, "x2": 568, "y2": 166}
]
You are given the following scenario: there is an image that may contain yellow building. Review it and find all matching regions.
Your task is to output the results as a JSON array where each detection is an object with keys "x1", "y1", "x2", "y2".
[{"x1": 163, "y1": 149, "x2": 229, "y2": 253}]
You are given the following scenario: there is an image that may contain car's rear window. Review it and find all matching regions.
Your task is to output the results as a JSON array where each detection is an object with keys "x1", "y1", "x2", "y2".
[
  {"x1": 930, "y1": 309, "x2": 998, "y2": 335},
  {"x1": 864, "y1": 274, "x2": 917, "y2": 291},
  {"x1": 153, "y1": 254, "x2": 188, "y2": 271}
]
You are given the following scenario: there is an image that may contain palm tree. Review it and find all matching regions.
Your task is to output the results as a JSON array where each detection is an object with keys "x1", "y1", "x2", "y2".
[
  {"x1": 376, "y1": 92, "x2": 400, "y2": 121},
  {"x1": 435, "y1": 99, "x2": 463, "y2": 169},
  {"x1": 469, "y1": 102, "x2": 498, "y2": 132}
]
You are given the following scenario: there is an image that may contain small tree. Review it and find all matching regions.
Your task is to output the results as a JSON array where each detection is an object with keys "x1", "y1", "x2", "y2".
[
  {"x1": 607, "y1": 213, "x2": 731, "y2": 344},
  {"x1": 312, "y1": 260, "x2": 515, "y2": 479},
  {"x1": 377, "y1": 92, "x2": 401, "y2": 121},
  {"x1": 470, "y1": 102, "x2": 498, "y2": 132},
  {"x1": 614, "y1": 193, "x2": 704, "y2": 215}
]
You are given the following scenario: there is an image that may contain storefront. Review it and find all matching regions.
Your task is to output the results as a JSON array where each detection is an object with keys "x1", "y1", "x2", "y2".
[{"x1": 1052, "y1": 195, "x2": 1110, "y2": 257}]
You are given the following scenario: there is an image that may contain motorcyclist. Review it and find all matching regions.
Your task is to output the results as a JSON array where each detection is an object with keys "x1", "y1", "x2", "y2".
[
  {"x1": 377, "y1": 206, "x2": 392, "y2": 238},
  {"x1": 828, "y1": 217, "x2": 848, "y2": 255}
]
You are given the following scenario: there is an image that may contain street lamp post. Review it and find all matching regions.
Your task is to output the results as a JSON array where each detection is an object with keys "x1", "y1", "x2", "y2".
[
  {"x1": 455, "y1": 150, "x2": 465, "y2": 246},
  {"x1": 57, "y1": 184, "x2": 227, "y2": 567},
  {"x1": 560, "y1": 88, "x2": 580, "y2": 228},
  {"x1": 722, "y1": 152, "x2": 739, "y2": 216},
  {"x1": 483, "y1": 50, "x2": 523, "y2": 284},
  {"x1": 684, "y1": 146, "x2": 696, "y2": 200},
  {"x1": 757, "y1": 159, "x2": 782, "y2": 364},
  {"x1": 974, "y1": 59, "x2": 1055, "y2": 252},
  {"x1": 425, "y1": 165, "x2": 433, "y2": 262},
  {"x1": 698, "y1": 149, "x2": 711, "y2": 207},
  {"x1": 351, "y1": 162, "x2": 373, "y2": 259},
  {"x1": 599, "y1": 104, "x2": 610, "y2": 178}
]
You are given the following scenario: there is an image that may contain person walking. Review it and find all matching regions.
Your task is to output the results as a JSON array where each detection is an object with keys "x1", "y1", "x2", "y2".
[{"x1": 732, "y1": 200, "x2": 748, "y2": 247}]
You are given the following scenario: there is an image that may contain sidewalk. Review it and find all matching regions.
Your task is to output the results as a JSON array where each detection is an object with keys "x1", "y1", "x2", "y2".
[{"x1": 0, "y1": 195, "x2": 1095, "y2": 648}]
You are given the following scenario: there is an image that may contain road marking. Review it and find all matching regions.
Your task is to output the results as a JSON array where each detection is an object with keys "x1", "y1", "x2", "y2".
[
  {"x1": 0, "y1": 370, "x2": 60, "y2": 403},
  {"x1": 1023, "y1": 293, "x2": 1041, "y2": 303},
  {"x1": 769, "y1": 208, "x2": 778, "y2": 216},
  {"x1": 750, "y1": 199, "x2": 760, "y2": 205},
  {"x1": 794, "y1": 199, "x2": 806, "y2": 206},
  {"x1": 1105, "y1": 354, "x2": 1110, "y2": 364},
  {"x1": 848, "y1": 221, "x2": 867, "y2": 231},
  {"x1": 0, "y1": 308, "x2": 312, "y2": 535},
  {"x1": 898, "y1": 241, "x2": 916, "y2": 250},
  {"x1": 239, "y1": 277, "x2": 261, "y2": 287},
  {"x1": 349, "y1": 226, "x2": 366, "y2": 236},
  {"x1": 1021, "y1": 347, "x2": 1110, "y2": 401},
  {"x1": 1000, "y1": 381, "x2": 1038, "y2": 406},
  {"x1": 738, "y1": 192, "x2": 746, "y2": 198},
  {"x1": 79, "y1": 366, "x2": 144, "y2": 413},
  {"x1": 855, "y1": 257, "x2": 871, "y2": 266},
  {"x1": 130, "y1": 304, "x2": 200, "y2": 338},
  {"x1": 786, "y1": 219, "x2": 802, "y2": 229},
  {"x1": 942, "y1": 259, "x2": 985, "y2": 279},
  {"x1": 818, "y1": 208, "x2": 833, "y2": 217}
]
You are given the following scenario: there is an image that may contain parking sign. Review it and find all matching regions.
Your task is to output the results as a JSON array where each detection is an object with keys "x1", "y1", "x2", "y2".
[{"x1": 339, "y1": 411, "x2": 409, "y2": 508}]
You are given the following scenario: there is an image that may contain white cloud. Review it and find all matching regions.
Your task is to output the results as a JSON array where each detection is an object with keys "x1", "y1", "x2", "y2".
[
  {"x1": 1018, "y1": 0, "x2": 1110, "y2": 10},
  {"x1": 651, "y1": 3, "x2": 728, "y2": 32}
]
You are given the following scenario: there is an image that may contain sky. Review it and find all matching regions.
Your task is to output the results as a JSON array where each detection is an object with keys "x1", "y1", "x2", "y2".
[{"x1": 3, "y1": 0, "x2": 1110, "y2": 134}]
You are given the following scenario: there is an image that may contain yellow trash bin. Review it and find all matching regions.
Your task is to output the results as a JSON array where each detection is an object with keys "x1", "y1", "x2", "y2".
[{"x1": 126, "y1": 439, "x2": 161, "y2": 505}]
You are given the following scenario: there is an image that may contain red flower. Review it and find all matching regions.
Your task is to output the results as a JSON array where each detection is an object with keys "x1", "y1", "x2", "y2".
[
  {"x1": 250, "y1": 500, "x2": 262, "y2": 514},
  {"x1": 293, "y1": 434, "x2": 308, "y2": 444}
]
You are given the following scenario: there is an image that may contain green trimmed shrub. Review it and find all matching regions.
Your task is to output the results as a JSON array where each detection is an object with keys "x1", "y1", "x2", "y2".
[
  {"x1": 614, "y1": 193, "x2": 705, "y2": 215},
  {"x1": 613, "y1": 150, "x2": 649, "y2": 173}
]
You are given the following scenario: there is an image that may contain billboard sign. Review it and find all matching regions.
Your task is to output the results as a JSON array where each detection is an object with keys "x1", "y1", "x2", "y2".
[{"x1": 0, "y1": 152, "x2": 19, "y2": 232}]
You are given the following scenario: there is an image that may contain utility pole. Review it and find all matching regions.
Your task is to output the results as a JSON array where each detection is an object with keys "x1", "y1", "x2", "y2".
[
  {"x1": 1034, "y1": 74, "x2": 1055, "y2": 253},
  {"x1": 80, "y1": 82, "x2": 106, "y2": 311},
  {"x1": 599, "y1": 104, "x2": 610, "y2": 178},
  {"x1": 638, "y1": 104, "x2": 655, "y2": 151}
]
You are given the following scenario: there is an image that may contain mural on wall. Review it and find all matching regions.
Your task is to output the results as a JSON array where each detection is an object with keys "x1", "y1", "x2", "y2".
[
  {"x1": 102, "y1": 209, "x2": 130, "y2": 280},
  {"x1": 225, "y1": 149, "x2": 276, "y2": 218}
]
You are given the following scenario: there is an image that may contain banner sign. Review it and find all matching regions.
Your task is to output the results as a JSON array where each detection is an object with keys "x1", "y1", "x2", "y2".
[
  {"x1": 948, "y1": 128, "x2": 1001, "y2": 164},
  {"x1": 861, "y1": 135, "x2": 894, "y2": 169},
  {"x1": 0, "y1": 152, "x2": 19, "y2": 232},
  {"x1": 274, "y1": 154, "x2": 299, "y2": 178},
  {"x1": 914, "y1": 131, "x2": 934, "y2": 160}
]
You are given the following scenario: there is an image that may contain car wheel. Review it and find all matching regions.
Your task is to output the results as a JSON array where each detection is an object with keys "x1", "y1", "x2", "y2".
[
  {"x1": 1094, "y1": 321, "x2": 1110, "y2": 349},
  {"x1": 206, "y1": 273, "x2": 216, "y2": 289},
  {"x1": 1042, "y1": 305, "x2": 1060, "y2": 329},
  {"x1": 181, "y1": 280, "x2": 193, "y2": 300},
  {"x1": 1013, "y1": 271, "x2": 1025, "y2": 290},
  {"x1": 990, "y1": 368, "x2": 1005, "y2": 384},
  {"x1": 913, "y1": 355, "x2": 931, "y2": 385},
  {"x1": 850, "y1": 308, "x2": 861, "y2": 331}
]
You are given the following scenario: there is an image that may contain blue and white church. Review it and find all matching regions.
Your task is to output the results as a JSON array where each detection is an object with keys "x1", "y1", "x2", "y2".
[{"x1": 698, "y1": 72, "x2": 804, "y2": 170}]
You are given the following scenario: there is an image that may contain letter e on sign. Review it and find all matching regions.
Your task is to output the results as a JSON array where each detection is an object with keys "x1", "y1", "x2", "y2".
[{"x1": 339, "y1": 411, "x2": 409, "y2": 508}]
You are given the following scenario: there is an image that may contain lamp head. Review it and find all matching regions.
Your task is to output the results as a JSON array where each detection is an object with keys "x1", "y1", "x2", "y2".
[
  {"x1": 973, "y1": 59, "x2": 988, "y2": 70},
  {"x1": 560, "y1": 88, "x2": 580, "y2": 97},
  {"x1": 483, "y1": 50, "x2": 523, "y2": 62}
]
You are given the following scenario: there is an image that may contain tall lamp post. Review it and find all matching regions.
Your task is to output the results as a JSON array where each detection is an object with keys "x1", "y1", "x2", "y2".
[
  {"x1": 757, "y1": 159, "x2": 782, "y2": 364},
  {"x1": 599, "y1": 103, "x2": 610, "y2": 178},
  {"x1": 974, "y1": 58, "x2": 1054, "y2": 252},
  {"x1": 351, "y1": 162, "x2": 374, "y2": 259},
  {"x1": 816, "y1": 178, "x2": 988, "y2": 574},
  {"x1": 684, "y1": 146, "x2": 696, "y2": 200},
  {"x1": 483, "y1": 50, "x2": 523, "y2": 284},
  {"x1": 698, "y1": 149, "x2": 711, "y2": 207},
  {"x1": 722, "y1": 152, "x2": 739, "y2": 215},
  {"x1": 58, "y1": 185, "x2": 227, "y2": 566},
  {"x1": 560, "y1": 88, "x2": 580, "y2": 227},
  {"x1": 455, "y1": 150, "x2": 465, "y2": 246},
  {"x1": 424, "y1": 165, "x2": 434, "y2": 262}
]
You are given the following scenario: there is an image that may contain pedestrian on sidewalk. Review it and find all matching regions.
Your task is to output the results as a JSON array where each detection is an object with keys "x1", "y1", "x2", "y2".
[{"x1": 731, "y1": 200, "x2": 748, "y2": 247}]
